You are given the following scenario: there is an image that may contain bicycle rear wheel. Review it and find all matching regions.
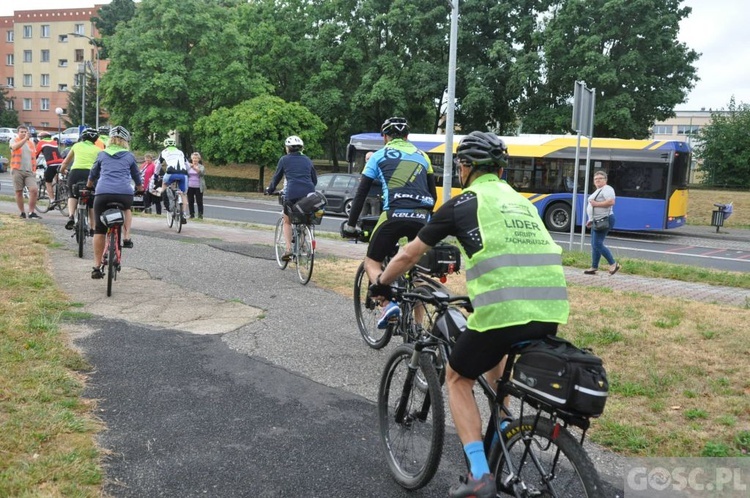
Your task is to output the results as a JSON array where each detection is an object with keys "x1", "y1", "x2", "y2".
[
  {"x1": 34, "y1": 180, "x2": 51, "y2": 213},
  {"x1": 176, "y1": 201, "x2": 183, "y2": 233},
  {"x1": 295, "y1": 225, "x2": 314, "y2": 285},
  {"x1": 489, "y1": 416, "x2": 603, "y2": 497},
  {"x1": 76, "y1": 208, "x2": 87, "y2": 258},
  {"x1": 56, "y1": 183, "x2": 70, "y2": 213},
  {"x1": 378, "y1": 344, "x2": 444, "y2": 490},
  {"x1": 106, "y1": 229, "x2": 117, "y2": 297},
  {"x1": 353, "y1": 261, "x2": 390, "y2": 349},
  {"x1": 273, "y1": 217, "x2": 288, "y2": 269}
]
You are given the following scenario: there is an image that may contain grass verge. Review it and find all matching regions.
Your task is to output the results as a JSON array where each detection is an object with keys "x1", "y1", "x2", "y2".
[{"x1": 0, "y1": 214, "x2": 102, "y2": 497}]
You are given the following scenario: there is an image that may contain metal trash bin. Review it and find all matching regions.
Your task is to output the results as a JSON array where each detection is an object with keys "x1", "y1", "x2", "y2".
[{"x1": 711, "y1": 203, "x2": 733, "y2": 233}]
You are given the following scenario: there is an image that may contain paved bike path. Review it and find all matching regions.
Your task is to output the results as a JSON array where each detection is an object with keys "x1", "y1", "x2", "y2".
[{"x1": 9, "y1": 201, "x2": 747, "y2": 496}]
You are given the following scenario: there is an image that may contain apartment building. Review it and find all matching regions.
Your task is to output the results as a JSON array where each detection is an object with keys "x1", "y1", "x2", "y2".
[{"x1": 1, "y1": 5, "x2": 104, "y2": 132}]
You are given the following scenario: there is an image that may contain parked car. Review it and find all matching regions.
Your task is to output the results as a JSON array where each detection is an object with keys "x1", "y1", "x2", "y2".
[
  {"x1": 0, "y1": 127, "x2": 17, "y2": 143},
  {"x1": 52, "y1": 126, "x2": 80, "y2": 143},
  {"x1": 316, "y1": 173, "x2": 360, "y2": 216}
]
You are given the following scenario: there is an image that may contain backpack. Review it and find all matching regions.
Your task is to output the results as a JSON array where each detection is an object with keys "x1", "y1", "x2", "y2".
[{"x1": 511, "y1": 335, "x2": 609, "y2": 417}]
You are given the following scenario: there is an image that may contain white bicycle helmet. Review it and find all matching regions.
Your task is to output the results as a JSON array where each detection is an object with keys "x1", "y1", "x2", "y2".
[
  {"x1": 163, "y1": 137, "x2": 176, "y2": 147},
  {"x1": 284, "y1": 135, "x2": 304, "y2": 148}
]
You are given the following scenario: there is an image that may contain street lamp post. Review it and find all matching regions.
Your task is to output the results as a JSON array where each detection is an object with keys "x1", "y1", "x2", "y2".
[
  {"x1": 70, "y1": 33, "x2": 99, "y2": 129},
  {"x1": 55, "y1": 107, "x2": 63, "y2": 152}
]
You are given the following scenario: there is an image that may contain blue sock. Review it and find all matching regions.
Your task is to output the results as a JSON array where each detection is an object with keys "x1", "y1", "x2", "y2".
[{"x1": 464, "y1": 441, "x2": 490, "y2": 478}]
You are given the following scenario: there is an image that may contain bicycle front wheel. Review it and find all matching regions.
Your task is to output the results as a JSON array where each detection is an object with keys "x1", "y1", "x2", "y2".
[
  {"x1": 106, "y1": 230, "x2": 117, "y2": 297},
  {"x1": 378, "y1": 344, "x2": 445, "y2": 490},
  {"x1": 295, "y1": 225, "x2": 314, "y2": 285},
  {"x1": 489, "y1": 416, "x2": 603, "y2": 498},
  {"x1": 273, "y1": 217, "x2": 288, "y2": 269},
  {"x1": 353, "y1": 261, "x2": 390, "y2": 349}
]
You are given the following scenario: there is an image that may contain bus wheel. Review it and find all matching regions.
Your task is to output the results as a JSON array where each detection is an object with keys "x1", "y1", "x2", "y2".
[{"x1": 544, "y1": 202, "x2": 571, "y2": 232}]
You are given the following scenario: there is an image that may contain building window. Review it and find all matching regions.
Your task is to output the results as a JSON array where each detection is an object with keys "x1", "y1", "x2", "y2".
[
  {"x1": 41, "y1": 25, "x2": 50, "y2": 38},
  {"x1": 6, "y1": 30, "x2": 13, "y2": 42},
  {"x1": 23, "y1": 98, "x2": 32, "y2": 111},
  {"x1": 23, "y1": 50, "x2": 32, "y2": 63},
  {"x1": 23, "y1": 26, "x2": 32, "y2": 38},
  {"x1": 59, "y1": 34, "x2": 68, "y2": 43},
  {"x1": 653, "y1": 125, "x2": 673, "y2": 135},
  {"x1": 40, "y1": 122, "x2": 50, "y2": 128},
  {"x1": 74, "y1": 73, "x2": 85, "y2": 86},
  {"x1": 677, "y1": 125, "x2": 701, "y2": 135},
  {"x1": 74, "y1": 24, "x2": 85, "y2": 35},
  {"x1": 58, "y1": 84, "x2": 68, "y2": 92},
  {"x1": 74, "y1": 49, "x2": 84, "y2": 63},
  {"x1": 41, "y1": 50, "x2": 50, "y2": 63},
  {"x1": 41, "y1": 74, "x2": 50, "y2": 87},
  {"x1": 6, "y1": 54, "x2": 13, "y2": 66},
  {"x1": 41, "y1": 98, "x2": 50, "y2": 111},
  {"x1": 23, "y1": 74, "x2": 32, "y2": 87},
  {"x1": 6, "y1": 99, "x2": 14, "y2": 110},
  {"x1": 6, "y1": 77, "x2": 13, "y2": 87},
  {"x1": 58, "y1": 59, "x2": 68, "y2": 68}
]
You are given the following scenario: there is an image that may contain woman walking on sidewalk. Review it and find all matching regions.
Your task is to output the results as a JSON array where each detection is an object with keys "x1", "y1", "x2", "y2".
[{"x1": 584, "y1": 170, "x2": 621, "y2": 275}]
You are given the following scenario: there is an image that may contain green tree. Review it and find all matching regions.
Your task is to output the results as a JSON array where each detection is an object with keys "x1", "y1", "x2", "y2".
[
  {"x1": 695, "y1": 98, "x2": 750, "y2": 188},
  {"x1": 518, "y1": 0, "x2": 699, "y2": 138},
  {"x1": 0, "y1": 87, "x2": 19, "y2": 127},
  {"x1": 193, "y1": 95, "x2": 326, "y2": 190},
  {"x1": 91, "y1": 0, "x2": 136, "y2": 59},
  {"x1": 100, "y1": 0, "x2": 270, "y2": 151},
  {"x1": 65, "y1": 75, "x2": 100, "y2": 128}
]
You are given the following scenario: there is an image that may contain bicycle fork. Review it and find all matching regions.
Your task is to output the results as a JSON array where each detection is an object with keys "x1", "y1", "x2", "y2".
[{"x1": 394, "y1": 343, "x2": 432, "y2": 425}]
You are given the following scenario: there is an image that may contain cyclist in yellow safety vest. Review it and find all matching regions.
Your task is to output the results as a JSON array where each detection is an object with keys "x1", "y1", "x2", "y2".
[{"x1": 369, "y1": 131, "x2": 569, "y2": 498}]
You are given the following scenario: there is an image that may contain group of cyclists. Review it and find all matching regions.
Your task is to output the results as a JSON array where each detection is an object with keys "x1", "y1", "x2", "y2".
[
  {"x1": 330, "y1": 117, "x2": 570, "y2": 498},
  {"x1": 9, "y1": 123, "x2": 191, "y2": 280},
  {"x1": 266, "y1": 115, "x2": 570, "y2": 496},
  {"x1": 11, "y1": 114, "x2": 573, "y2": 495}
]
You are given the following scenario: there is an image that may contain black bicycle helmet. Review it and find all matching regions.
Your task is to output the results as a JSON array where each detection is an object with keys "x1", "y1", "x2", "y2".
[
  {"x1": 456, "y1": 131, "x2": 509, "y2": 170},
  {"x1": 80, "y1": 127, "x2": 99, "y2": 143},
  {"x1": 98, "y1": 126, "x2": 110, "y2": 136},
  {"x1": 109, "y1": 125, "x2": 131, "y2": 142},
  {"x1": 381, "y1": 117, "x2": 409, "y2": 138}
]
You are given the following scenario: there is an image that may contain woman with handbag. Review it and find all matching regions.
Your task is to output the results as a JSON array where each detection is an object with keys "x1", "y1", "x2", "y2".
[{"x1": 584, "y1": 170, "x2": 621, "y2": 275}]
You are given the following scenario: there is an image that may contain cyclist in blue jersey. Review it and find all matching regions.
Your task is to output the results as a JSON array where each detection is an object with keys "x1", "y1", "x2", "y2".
[
  {"x1": 342, "y1": 117, "x2": 437, "y2": 328},
  {"x1": 265, "y1": 135, "x2": 317, "y2": 261}
]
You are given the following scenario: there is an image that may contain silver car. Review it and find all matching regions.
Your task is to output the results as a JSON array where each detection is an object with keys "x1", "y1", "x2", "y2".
[{"x1": 0, "y1": 127, "x2": 17, "y2": 143}]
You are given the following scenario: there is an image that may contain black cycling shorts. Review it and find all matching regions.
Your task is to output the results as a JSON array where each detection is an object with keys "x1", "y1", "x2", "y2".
[
  {"x1": 43, "y1": 164, "x2": 59, "y2": 183},
  {"x1": 448, "y1": 321, "x2": 559, "y2": 380},
  {"x1": 93, "y1": 193, "x2": 133, "y2": 235},
  {"x1": 67, "y1": 169, "x2": 92, "y2": 205},
  {"x1": 367, "y1": 209, "x2": 430, "y2": 263}
]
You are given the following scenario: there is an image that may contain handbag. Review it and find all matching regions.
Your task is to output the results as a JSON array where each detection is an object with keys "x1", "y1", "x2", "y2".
[
  {"x1": 590, "y1": 189, "x2": 610, "y2": 231},
  {"x1": 592, "y1": 215, "x2": 610, "y2": 232}
]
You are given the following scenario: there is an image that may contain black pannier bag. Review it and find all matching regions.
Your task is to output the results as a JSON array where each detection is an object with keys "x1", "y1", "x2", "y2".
[
  {"x1": 291, "y1": 191, "x2": 327, "y2": 225},
  {"x1": 415, "y1": 242, "x2": 461, "y2": 277},
  {"x1": 511, "y1": 335, "x2": 608, "y2": 417}
]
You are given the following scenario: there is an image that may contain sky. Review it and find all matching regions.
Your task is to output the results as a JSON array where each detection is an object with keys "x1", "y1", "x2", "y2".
[{"x1": 1, "y1": 0, "x2": 748, "y2": 111}]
